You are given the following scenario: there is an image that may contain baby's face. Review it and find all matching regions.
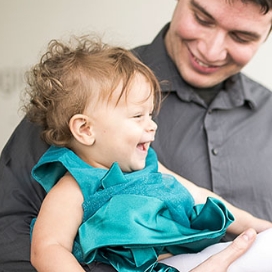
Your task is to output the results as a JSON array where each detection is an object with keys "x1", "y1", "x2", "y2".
[{"x1": 86, "y1": 73, "x2": 157, "y2": 172}]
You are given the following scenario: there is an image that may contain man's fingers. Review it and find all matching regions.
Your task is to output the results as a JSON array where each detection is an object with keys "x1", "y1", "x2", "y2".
[
  {"x1": 220, "y1": 228, "x2": 257, "y2": 265},
  {"x1": 190, "y1": 228, "x2": 257, "y2": 272}
]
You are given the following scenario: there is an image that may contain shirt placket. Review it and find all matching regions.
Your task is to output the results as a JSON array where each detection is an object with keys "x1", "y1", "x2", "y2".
[{"x1": 204, "y1": 107, "x2": 224, "y2": 193}]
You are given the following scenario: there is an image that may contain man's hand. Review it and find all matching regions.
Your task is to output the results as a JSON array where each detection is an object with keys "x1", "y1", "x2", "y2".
[{"x1": 190, "y1": 228, "x2": 257, "y2": 272}]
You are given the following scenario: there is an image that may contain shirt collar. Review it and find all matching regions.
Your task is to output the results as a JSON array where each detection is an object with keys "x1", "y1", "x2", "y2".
[{"x1": 223, "y1": 74, "x2": 257, "y2": 110}]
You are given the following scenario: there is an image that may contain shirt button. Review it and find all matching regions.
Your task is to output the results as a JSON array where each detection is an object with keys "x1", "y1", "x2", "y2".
[{"x1": 212, "y1": 148, "x2": 218, "y2": 155}]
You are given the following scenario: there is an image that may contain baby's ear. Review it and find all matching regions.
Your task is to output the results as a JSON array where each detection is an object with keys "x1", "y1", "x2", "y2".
[{"x1": 69, "y1": 114, "x2": 95, "y2": 146}]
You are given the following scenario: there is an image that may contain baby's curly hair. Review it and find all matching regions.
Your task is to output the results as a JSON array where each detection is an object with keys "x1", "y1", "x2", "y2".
[{"x1": 23, "y1": 35, "x2": 161, "y2": 147}]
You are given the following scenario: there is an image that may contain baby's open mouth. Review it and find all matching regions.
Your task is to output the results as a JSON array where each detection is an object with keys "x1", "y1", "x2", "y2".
[{"x1": 137, "y1": 142, "x2": 149, "y2": 151}]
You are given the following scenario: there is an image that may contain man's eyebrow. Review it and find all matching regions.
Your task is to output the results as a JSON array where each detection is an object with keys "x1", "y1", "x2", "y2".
[
  {"x1": 233, "y1": 30, "x2": 261, "y2": 40},
  {"x1": 190, "y1": 0, "x2": 261, "y2": 40},
  {"x1": 191, "y1": 0, "x2": 214, "y2": 20}
]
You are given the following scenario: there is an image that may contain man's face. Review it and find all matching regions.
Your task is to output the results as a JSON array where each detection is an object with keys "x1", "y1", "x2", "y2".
[{"x1": 165, "y1": 0, "x2": 272, "y2": 88}]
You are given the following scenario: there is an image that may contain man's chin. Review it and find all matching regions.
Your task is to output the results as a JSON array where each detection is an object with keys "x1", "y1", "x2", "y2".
[{"x1": 183, "y1": 75, "x2": 225, "y2": 89}]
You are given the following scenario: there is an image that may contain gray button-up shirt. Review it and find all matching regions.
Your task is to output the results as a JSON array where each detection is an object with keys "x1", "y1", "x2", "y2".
[{"x1": 133, "y1": 24, "x2": 272, "y2": 225}]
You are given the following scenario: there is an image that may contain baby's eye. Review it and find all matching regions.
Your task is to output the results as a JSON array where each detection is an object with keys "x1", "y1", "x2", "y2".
[{"x1": 133, "y1": 114, "x2": 143, "y2": 119}]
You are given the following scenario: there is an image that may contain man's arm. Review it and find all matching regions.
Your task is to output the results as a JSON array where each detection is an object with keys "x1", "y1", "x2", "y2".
[
  {"x1": 158, "y1": 162, "x2": 272, "y2": 235},
  {"x1": 0, "y1": 117, "x2": 48, "y2": 271}
]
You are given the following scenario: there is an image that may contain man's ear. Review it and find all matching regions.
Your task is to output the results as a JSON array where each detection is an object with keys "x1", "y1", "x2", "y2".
[{"x1": 69, "y1": 114, "x2": 95, "y2": 146}]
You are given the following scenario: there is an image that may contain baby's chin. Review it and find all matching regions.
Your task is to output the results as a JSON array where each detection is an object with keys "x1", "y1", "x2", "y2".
[{"x1": 122, "y1": 161, "x2": 146, "y2": 173}]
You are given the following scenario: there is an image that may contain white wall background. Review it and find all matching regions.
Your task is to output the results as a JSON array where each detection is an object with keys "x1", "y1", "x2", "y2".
[{"x1": 1, "y1": 0, "x2": 272, "y2": 151}]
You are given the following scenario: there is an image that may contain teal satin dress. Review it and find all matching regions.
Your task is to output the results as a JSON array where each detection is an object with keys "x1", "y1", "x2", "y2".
[{"x1": 31, "y1": 146, "x2": 234, "y2": 271}]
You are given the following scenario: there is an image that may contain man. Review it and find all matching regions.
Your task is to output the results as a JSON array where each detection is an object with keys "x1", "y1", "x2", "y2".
[
  {"x1": 134, "y1": 0, "x2": 272, "y2": 238},
  {"x1": 0, "y1": 0, "x2": 271, "y2": 271}
]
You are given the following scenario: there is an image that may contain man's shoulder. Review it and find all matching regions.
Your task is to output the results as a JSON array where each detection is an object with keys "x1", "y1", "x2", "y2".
[
  {"x1": 240, "y1": 72, "x2": 272, "y2": 101},
  {"x1": 1, "y1": 117, "x2": 48, "y2": 160},
  {"x1": 131, "y1": 43, "x2": 152, "y2": 62},
  {"x1": 240, "y1": 73, "x2": 271, "y2": 93},
  {"x1": 132, "y1": 42, "x2": 149, "y2": 53},
  {"x1": 132, "y1": 24, "x2": 170, "y2": 64}
]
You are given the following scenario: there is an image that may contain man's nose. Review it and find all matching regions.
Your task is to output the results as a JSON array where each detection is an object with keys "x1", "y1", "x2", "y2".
[{"x1": 198, "y1": 29, "x2": 228, "y2": 63}]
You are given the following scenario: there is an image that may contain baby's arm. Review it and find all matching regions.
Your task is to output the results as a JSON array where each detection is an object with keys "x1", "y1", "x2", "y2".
[
  {"x1": 158, "y1": 162, "x2": 272, "y2": 235},
  {"x1": 31, "y1": 173, "x2": 85, "y2": 272}
]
